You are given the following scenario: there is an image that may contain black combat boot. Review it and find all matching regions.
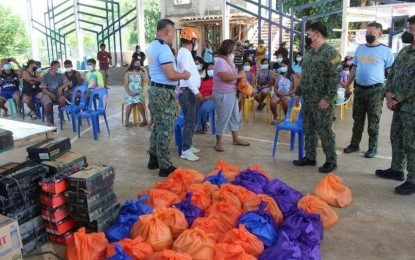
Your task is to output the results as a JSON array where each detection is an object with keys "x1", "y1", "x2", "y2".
[
  {"x1": 375, "y1": 168, "x2": 404, "y2": 181},
  {"x1": 159, "y1": 166, "x2": 176, "y2": 177},
  {"x1": 147, "y1": 153, "x2": 159, "y2": 170},
  {"x1": 395, "y1": 181, "x2": 415, "y2": 195}
]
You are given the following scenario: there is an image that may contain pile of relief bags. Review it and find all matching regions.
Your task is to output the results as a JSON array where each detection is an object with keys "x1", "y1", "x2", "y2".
[{"x1": 66, "y1": 160, "x2": 352, "y2": 260}]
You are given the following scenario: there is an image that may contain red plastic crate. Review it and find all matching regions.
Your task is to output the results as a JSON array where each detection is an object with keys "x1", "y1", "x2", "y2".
[
  {"x1": 42, "y1": 206, "x2": 70, "y2": 223},
  {"x1": 40, "y1": 193, "x2": 67, "y2": 209},
  {"x1": 41, "y1": 179, "x2": 68, "y2": 194},
  {"x1": 45, "y1": 218, "x2": 76, "y2": 236},
  {"x1": 48, "y1": 230, "x2": 75, "y2": 245}
]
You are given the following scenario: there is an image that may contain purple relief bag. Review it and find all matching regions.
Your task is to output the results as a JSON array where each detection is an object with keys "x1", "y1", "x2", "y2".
[
  {"x1": 263, "y1": 178, "x2": 303, "y2": 216},
  {"x1": 234, "y1": 169, "x2": 270, "y2": 194},
  {"x1": 173, "y1": 192, "x2": 204, "y2": 226},
  {"x1": 204, "y1": 170, "x2": 230, "y2": 187}
]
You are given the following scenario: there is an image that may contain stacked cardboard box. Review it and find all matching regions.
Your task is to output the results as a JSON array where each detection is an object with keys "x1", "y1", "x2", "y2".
[
  {"x1": 67, "y1": 165, "x2": 120, "y2": 232},
  {"x1": 0, "y1": 128, "x2": 13, "y2": 152},
  {"x1": 0, "y1": 161, "x2": 48, "y2": 256},
  {"x1": 0, "y1": 214, "x2": 23, "y2": 260}
]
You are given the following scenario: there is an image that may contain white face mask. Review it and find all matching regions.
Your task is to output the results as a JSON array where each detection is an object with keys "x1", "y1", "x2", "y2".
[
  {"x1": 276, "y1": 57, "x2": 283, "y2": 63},
  {"x1": 193, "y1": 42, "x2": 199, "y2": 51},
  {"x1": 207, "y1": 70, "x2": 214, "y2": 77},
  {"x1": 196, "y1": 64, "x2": 202, "y2": 71},
  {"x1": 36, "y1": 68, "x2": 42, "y2": 73},
  {"x1": 261, "y1": 64, "x2": 269, "y2": 70},
  {"x1": 66, "y1": 68, "x2": 72, "y2": 72},
  {"x1": 57, "y1": 68, "x2": 63, "y2": 74},
  {"x1": 243, "y1": 65, "x2": 251, "y2": 72},
  {"x1": 229, "y1": 54, "x2": 235, "y2": 61}
]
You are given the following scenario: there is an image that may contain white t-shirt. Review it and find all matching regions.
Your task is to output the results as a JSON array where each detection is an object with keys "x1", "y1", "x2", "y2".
[{"x1": 177, "y1": 47, "x2": 201, "y2": 95}]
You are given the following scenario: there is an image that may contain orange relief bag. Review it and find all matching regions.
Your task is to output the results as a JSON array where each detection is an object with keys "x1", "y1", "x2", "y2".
[
  {"x1": 153, "y1": 208, "x2": 189, "y2": 239},
  {"x1": 204, "y1": 202, "x2": 244, "y2": 229},
  {"x1": 219, "y1": 184, "x2": 257, "y2": 205},
  {"x1": 191, "y1": 216, "x2": 229, "y2": 241},
  {"x1": 172, "y1": 228, "x2": 217, "y2": 260},
  {"x1": 215, "y1": 243, "x2": 257, "y2": 260},
  {"x1": 180, "y1": 187, "x2": 211, "y2": 210},
  {"x1": 297, "y1": 194, "x2": 339, "y2": 229},
  {"x1": 66, "y1": 227, "x2": 109, "y2": 260},
  {"x1": 314, "y1": 173, "x2": 352, "y2": 208},
  {"x1": 243, "y1": 194, "x2": 284, "y2": 225},
  {"x1": 219, "y1": 224, "x2": 264, "y2": 257},
  {"x1": 106, "y1": 236, "x2": 153, "y2": 260},
  {"x1": 237, "y1": 76, "x2": 254, "y2": 96},
  {"x1": 148, "y1": 249, "x2": 192, "y2": 260},
  {"x1": 207, "y1": 160, "x2": 241, "y2": 182},
  {"x1": 130, "y1": 214, "x2": 173, "y2": 252},
  {"x1": 141, "y1": 189, "x2": 180, "y2": 209},
  {"x1": 188, "y1": 182, "x2": 220, "y2": 200}
]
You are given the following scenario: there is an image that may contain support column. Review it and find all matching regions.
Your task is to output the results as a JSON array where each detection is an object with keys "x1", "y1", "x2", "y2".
[
  {"x1": 137, "y1": 0, "x2": 146, "y2": 52},
  {"x1": 73, "y1": 0, "x2": 84, "y2": 66},
  {"x1": 26, "y1": 0, "x2": 38, "y2": 60},
  {"x1": 340, "y1": 0, "x2": 350, "y2": 58},
  {"x1": 222, "y1": 0, "x2": 230, "y2": 41}
]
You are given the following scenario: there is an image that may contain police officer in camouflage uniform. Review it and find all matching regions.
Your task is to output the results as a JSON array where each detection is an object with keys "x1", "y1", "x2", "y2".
[
  {"x1": 293, "y1": 22, "x2": 342, "y2": 173},
  {"x1": 343, "y1": 22, "x2": 394, "y2": 158},
  {"x1": 376, "y1": 15, "x2": 415, "y2": 195},
  {"x1": 146, "y1": 19, "x2": 190, "y2": 177}
]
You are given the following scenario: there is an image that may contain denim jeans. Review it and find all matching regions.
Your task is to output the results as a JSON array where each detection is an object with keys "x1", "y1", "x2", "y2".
[
  {"x1": 178, "y1": 89, "x2": 197, "y2": 151},
  {"x1": 195, "y1": 99, "x2": 215, "y2": 131}
]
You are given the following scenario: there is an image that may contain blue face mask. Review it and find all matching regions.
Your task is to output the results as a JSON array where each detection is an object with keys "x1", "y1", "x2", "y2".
[
  {"x1": 36, "y1": 68, "x2": 42, "y2": 73},
  {"x1": 196, "y1": 64, "x2": 202, "y2": 71},
  {"x1": 87, "y1": 65, "x2": 93, "y2": 71},
  {"x1": 243, "y1": 65, "x2": 251, "y2": 72},
  {"x1": 296, "y1": 57, "x2": 302, "y2": 62},
  {"x1": 261, "y1": 64, "x2": 268, "y2": 70},
  {"x1": 276, "y1": 57, "x2": 283, "y2": 63},
  {"x1": 207, "y1": 69, "x2": 214, "y2": 77},
  {"x1": 279, "y1": 67, "x2": 288, "y2": 74},
  {"x1": 3, "y1": 64, "x2": 11, "y2": 70}
]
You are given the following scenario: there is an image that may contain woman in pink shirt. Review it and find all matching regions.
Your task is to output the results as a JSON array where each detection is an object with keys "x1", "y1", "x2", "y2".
[{"x1": 213, "y1": 39, "x2": 249, "y2": 152}]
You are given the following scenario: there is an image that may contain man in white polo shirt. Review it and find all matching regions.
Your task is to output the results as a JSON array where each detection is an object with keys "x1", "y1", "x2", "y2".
[{"x1": 177, "y1": 27, "x2": 203, "y2": 161}]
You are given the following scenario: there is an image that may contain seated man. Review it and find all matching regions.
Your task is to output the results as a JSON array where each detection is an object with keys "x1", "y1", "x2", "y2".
[
  {"x1": 63, "y1": 60, "x2": 83, "y2": 103},
  {"x1": 22, "y1": 59, "x2": 42, "y2": 119},
  {"x1": 39, "y1": 60, "x2": 69, "y2": 126},
  {"x1": 0, "y1": 58, "x2": 23, "y2": 117},
  {"x1": 85, "y1": 58, "x2": 104, "y2": 89}
]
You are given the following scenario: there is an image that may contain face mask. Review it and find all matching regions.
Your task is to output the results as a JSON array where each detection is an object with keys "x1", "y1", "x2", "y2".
[
  {"x1": 279, "y1": 67, "x2": 288, "y2": 74},
  {"x1": 365, "y1": 34, "x2": 376, "y2": 44},
  {"x1": 213, "y1": 57, "x2": 219, "y2": 63},
  {"x1": 249, "y1": 47, "x2": 253, "y2": 50},
  {"x1": 345, "y1": 60, "x2": 352, "y2": 66},
  {"x1": 134, "y1": 65, "x2": 141, "y2": 71},
  {"x1": 261, "y1": 64, "x2": 268, "y2": 70},
  {"x1": 66, "y1": 68, "x2": 72, "y2": 72},
  {"x1": 87, "y1": 65, "x2": 93, "y2": 71},
  {"x1": 57, "y1": 68, "x2": 63, "y2": 74},
  {"x1": 3, "y1": 64, "x2": 11, "y2": 70},
  {"x1": 401, "y1": 31, "x2": 414, "y2": 44},
  {"x1": 32, "y1": 66, "x2": 38, "y2": 72},
  {"x1": 305, "y1": 37, "x2": 313, "y2": 47},
  {"x1": 207, "y1": 70, "x2": 214, "y2": 77},
  {"x1": 36, "y1": 68, "x2": 42, "y2": 73},
  {"x1": 296, "y1": 57, "x2": 302, "y2": 62},
  {"x1": 193, "y1": 42, "x2": 199, "y2": 51},
  {"x1": 276, "y1": 57, "x2": 283, "y2": 63},
  {"x1": 229, "y1": 54, "x2": 235, "y2": 61},
  {"x1": 196, "y1": 64, "x2": 202, "y2": 71},
  {"x1": 259, "y1": 44, "x2": 263, "y2": 47},
  {"x1": 243, "y1": 65, "x2": 251, "y2": 72},
  {"x1": 136, "y1": 49, "x2": 141, "y2": 52}
]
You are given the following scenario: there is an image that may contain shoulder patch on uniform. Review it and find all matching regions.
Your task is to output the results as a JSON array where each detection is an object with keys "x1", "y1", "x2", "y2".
[{"x1": 330, "y1": 55, "x2": 341, "y2": 65}]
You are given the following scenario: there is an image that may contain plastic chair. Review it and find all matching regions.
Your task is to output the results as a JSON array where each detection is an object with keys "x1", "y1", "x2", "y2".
[
  {"x1": 242, "y1": 96, "x2": 255, "y2": 121},
  {"x1": 22, "y1": 96, "x2": 41, "y2": 120},
  {"x1": 77, "y1": 88, "x2": 110, "y2": 140},
  {"x1": 335, "y1": 94, "x2": 352, "y2": 119},
  {"x1": 174, "y1": 108, "x2": 216, "y2": 156},
  {"x1": 7, "y1": 99, "x2": 18, "y2": 118},
  {"x1": 265, "y1": 92, "x2": 272, "y2": 123},
  {"x1": 121, "y1": 101, "x2": 147, "y2": 125},
  {"x1": 60, "y1": 85, "x2": 90, "y2": 132},
  {"x1": 272, "y1": 97, "x2": 304, "y2": 160}
]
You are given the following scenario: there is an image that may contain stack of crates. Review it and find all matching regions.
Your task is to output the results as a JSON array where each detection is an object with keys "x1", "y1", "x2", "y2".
[{"x1": 67, "y1": 165, "x2": 120, "y2": 232}]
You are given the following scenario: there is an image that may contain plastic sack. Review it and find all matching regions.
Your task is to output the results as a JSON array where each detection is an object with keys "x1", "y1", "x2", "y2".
[
  {"x1": 297, "y1": 194, "x2": 339, "y2": 229},
  {"x1": 67, "y1": 227, "x2": 109, "y2": 260},
  {"x1": 148, "y1": 249, "x2": 192, "y2": 260},
  {"x1": 204, "y1": 170, "x2": 230, "y2": 187},
  {"x1": 237, "y1": 76, "x2": 254, "y2": 96},
  {"x1": 106, "y1": 236, "x2": 153, "y2": 260},
  {"x1": 153, "y1": 207, "x2": 189, "y2": 239},
  {"x1": 157, "y1": 168, "x2": 204, "y2": 195},
  {"x1": 234, "y1": 169, "x2": 270, "y2": 194},
  {"x1": 106, "y1": 214, "x2": 140, "y2": 242},
  {"x1": 188, "y1": 182, "x2": 220, "y2": 200},
  {"x1": 263, "y1": 178, "x2": 303, "y2": 216},
  {"x1": 205, "y1": 202, "x2": 243, "y2": 229},
  {"x1": 130, "y1": 214, "x2": 173, "y2": 252},
  {"x1": 207, "y1": 160, "x2": 241, "y2": 182},
  {"x1": 180, "y1": 187, "x2": 211, "y2": 211},
  {"x1": 191, "y1": 216, "x2": 229, "y2": 241},
  {"x1": 243, "y1": 194, "x2": 283, "y2": 225},
  {"x1": 172, "y1": 228, "x2": 216, "y2": 260},
  {"x1": 173, "y1": 192, "x2": 204, "y2": 226},
  {"x1": 219, "y1": 224, "x2": 264, "y2": 257},
  {"x1": 314, "y1": 173, "x2": 352, "y2": 208},
  {"x1": 119, "y1": 196, "x2": 153, "y2": 216},
  {"x1": 246, "y1": 164, "x2": 272, "y2": 181},
  {"x1": 215, "y1": 243, "x2": 256, "y2": 260},
  {"x1": 105, "y1": 244, "x2": 133, "y2": 260},
  {"x1": 140, "y1": 189, "x2": 180, "y2": 209},
  {"x1": 213, "y1": 184, "x2": 257, "y2": 207}
]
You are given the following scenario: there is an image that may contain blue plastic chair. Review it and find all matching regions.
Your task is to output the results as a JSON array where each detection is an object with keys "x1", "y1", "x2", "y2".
[
  {"x1": 22, "y1": 96, "x2": 41, "y2": 120},
  {"x1": 40, "y1": 100, "x2": 69, "y2": 126},
  {"x1": 77, "y1": 88, "x2": 110, "y2": 140},
  {"x1": 272, "y1": 97, "x2": 304, "y2": 160},
  {"x1": 59, "y1": 84, "x2": 90, "y2": 132},
  {"x1": 174, "y1": 108, "x2": 216, "y2": 156}
]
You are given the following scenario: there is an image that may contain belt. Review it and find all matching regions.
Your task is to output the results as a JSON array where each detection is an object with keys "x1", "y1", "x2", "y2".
[
  {"x1": 179, "y1": 87, "x2": 190, "y2": 91},
  {"x1": 355, "y1": 82, "x2": 383, "y2": 89},
  {"x1": 151, "y1": 81, "x2": 176, "y2": 90}
]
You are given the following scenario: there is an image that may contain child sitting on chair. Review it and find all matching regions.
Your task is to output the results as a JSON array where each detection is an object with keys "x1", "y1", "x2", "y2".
[{"x1": 123, "y1": 59, "x2": 149, "y2": 127}]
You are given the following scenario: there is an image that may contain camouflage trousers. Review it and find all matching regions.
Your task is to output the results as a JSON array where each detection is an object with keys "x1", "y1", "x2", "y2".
[
  {"x1": 303, "y1": 101, "x2": 337, "y2": 164},
  {"x1": 148, "y1": 86, "x2": 176, "y2": 169},
  {"x1": 350, "y1": 86, "x2": 384, "y2": 150},
  {"x1": 390, "y1": 110, "x2": 415, "y2": 183}
]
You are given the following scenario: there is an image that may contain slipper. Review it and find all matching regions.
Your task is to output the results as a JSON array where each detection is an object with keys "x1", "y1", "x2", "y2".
[
  {"x1": 147, "y1": 126, "x2": 153, "y2": 131},
  {"x1": 271, "y1": 119, "x2": 278, "y2": 125},
  {"x1": 215, "y1": 144, "x2": 224, "y2": 152},
  {"x1": 233, "y1": 140, "x2": 250, "y2": 146},
  {"x1": 139, "y1": 122, "x2": 148, "y2": 127},
  {"x1": 125, "y1": 122, "x2": 133, "y2": 127}
]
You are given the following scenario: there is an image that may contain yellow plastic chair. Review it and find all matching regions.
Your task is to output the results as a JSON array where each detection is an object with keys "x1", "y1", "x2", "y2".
[
  {"x1": 242, "y1": 96, "x2": 255, "y2": 121},
  {"x1": 336, "y1": 95, "x2": 352, "y2": 119},
  {"x1": 121, "y1": 101, "x2": 146, "y2": 125}
]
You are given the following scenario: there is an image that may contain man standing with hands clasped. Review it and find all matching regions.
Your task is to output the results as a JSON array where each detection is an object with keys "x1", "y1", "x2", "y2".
[
  {"x1": 293, "y1": 22, "x2": 342, "y2": 173},
  {"x1": 376, "y1": 15, "x2": 415, "y2": 195},
  {"x1": 146, "y1": 19, "x2": 191, "y2": 177},
  {"x1": 177, "y1": 27, "x2": 203, "y2": 161},
  {"x1": 343, "y1": 22, "x2": 394, "y2": 158}
]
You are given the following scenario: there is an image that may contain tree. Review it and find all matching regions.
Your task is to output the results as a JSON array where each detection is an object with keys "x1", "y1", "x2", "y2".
[{"x1": 0, "y1": 5, "x2": 30, "y2": 59}]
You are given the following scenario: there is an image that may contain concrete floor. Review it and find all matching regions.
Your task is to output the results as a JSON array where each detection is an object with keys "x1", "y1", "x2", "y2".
[{"x1": 2, "y1": 85, "x2": 415, "y2": 260}]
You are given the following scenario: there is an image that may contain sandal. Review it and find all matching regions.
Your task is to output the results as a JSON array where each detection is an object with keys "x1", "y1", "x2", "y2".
[
  {"x1": 271, "y1": 119, "x2": 278, "y2": 125},
  {"x1": 232, "y1": 140, "x2": 250, "y2": 146},
  {"x1": 215, "y1": 144, "x2": 224, "y2": 152},
  {"x1": 125, "y1": 122, "x2": 133, "y2": 127},
  {"x1": 139, "y1": 121, "x2": 148, "y2": 127}
]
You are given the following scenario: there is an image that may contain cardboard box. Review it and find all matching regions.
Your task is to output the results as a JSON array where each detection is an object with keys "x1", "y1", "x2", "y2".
[
  {"x1": 41, "y1": 152, "x2": 87, "y2": 174},
  {"x1": 21, "y1": 230, "x2": 48, "y2": 256},
  {"x1": 26, "y1": 138, "x2": 71, "y2": 162},
  {"x1": 41, "y1": 206, "x2": 70, "y2": 224},
  {"x1": 0, "y1": 214, "x2": 22, "y2": 258},
  {"x1": 45, "y1": 218, "x2": 76, "y2": 236},
  {"x1": 77, "y1": 203, "x2": 120, "y2": 233},
  {"x1": 0, "y1": 128, "x2": 14, "y2": 152},
  {"x1": 3, "y1": 202, "x2": 41, "y2": 224},
  {"x1": 18, "y1": 216, "x2": 43, "y2": 236},
  {"x1": 48, "y1": 229, "x2": 74, "y2": 245},
  {"x1": 0, "y1": 163, "x2": 20, "y2": 174},
  {"x1": 68, "y1": 165, "x2": 115, "y2": 192},
  {"x1": 66, "y1": 183, "x2": 114, "y2": 207},
  {"x1": 71, "y1": 201, "x2": 119, "y2": 223},
  {"x1": 68, "y1": 191, "x2": 117, "y2": 220},
  {"x1": 41, "y1": 179, "x2": 68, "y2": 194},
  {"x1": 0, "y1": 185, "x2": 41, "y2": 213},
  {"x1": 2, "y1": 248, "x2": 23, "y2": 260},
  {"x1": 40, "y1": 193, "x2": 67, "y2": 209}
]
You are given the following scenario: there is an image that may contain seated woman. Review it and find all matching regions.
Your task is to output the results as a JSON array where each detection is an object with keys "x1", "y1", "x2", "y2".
[
  {"x1": 270, "y1": 59, "x2": 299, "y2": 125},
  {"x1": 292, "y1": 52, "x2": 303, "y2": 75},
  {"x1": 238, "y1": 59, "x2": 256, "y2": 110},
  {"x1": 123, "y1": 59, "x2": 149, "y2": 127},
  {"x1": 254, "y1": 58, "x2": 274, "y2": 111},
  {"x1": 195, "y1": 63, "x2": 215, "y2": 134}
]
